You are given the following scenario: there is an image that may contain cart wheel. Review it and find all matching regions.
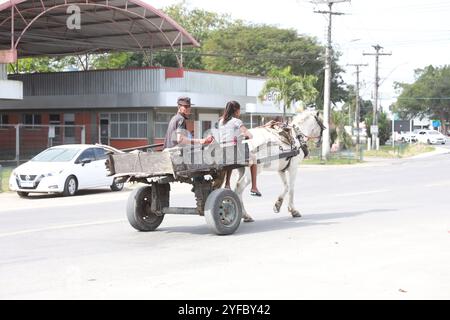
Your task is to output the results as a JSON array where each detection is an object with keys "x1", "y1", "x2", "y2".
[
  {"x1": 127, "y1": 186, "x2": 164, "y2": 232},
  {"x1": 204, "y1": 188, "x2": 243, "y2": 235}
]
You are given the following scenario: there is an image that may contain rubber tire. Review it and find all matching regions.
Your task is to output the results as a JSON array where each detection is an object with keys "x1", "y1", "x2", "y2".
[
  {"x1": 204, "y1": 188, "x2": 243, "y2": 236},
  {"x1": 126, "y1": 186, "x2": 164, "y2": 232},
  {"x1": 427, "y1": 139, "x2": 432, "y2": 145},
  {"x1": 62, "y1": 175, "x2": 78, "y2": 197},
  {"x1": 17, "y1": 191, "x2": 29, "y2": 198},
  {"x1": 110, "y1": 178, "x2": 124, "y2": 192}
]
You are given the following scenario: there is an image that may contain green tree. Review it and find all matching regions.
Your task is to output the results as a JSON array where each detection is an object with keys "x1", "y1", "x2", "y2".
[
  {"x1": 396, "y1": 65, "x2": 450, "y2": 133},
  {"x1": 203, "y1": 24, "x2": 347, "y2": 108},
  {"x1": 8, "y1": 57, "x2": 67, "y2": 73},
  {"x1": 341, "y1": 84, "x2": 373, "y2": 126},
  {"x1": 330, "y1": 109, "x2": 352, "y2": 150},
  {"x1": 121, "y1": 1, "x2": 237, "y2": 69},
  {"x1": 365, "y1": 111, "x2": 390, "y2": 145},
  {"x1": 259, "y1": 66, "x2": 318, "y2": 120}
]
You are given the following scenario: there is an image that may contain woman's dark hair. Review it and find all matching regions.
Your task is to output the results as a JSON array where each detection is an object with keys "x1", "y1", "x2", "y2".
[{"x1": 222, "y1": 101, "x2": 241, "y2": 124}]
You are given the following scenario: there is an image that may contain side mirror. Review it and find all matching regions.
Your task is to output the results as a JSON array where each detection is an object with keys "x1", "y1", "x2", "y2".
[{"x1": 80, "y1": 158, "x2": 92, "y2": 166}]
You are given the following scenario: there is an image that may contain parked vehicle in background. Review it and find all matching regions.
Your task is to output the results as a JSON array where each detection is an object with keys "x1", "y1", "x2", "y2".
[
  {"x1": 416, "y1": 130, "x2": 447, "y2": 145},
  {"x1": 9, "y1": 144, "x2": 124, "y2": 197},
  {"x1": 399, "y1": 131, "x2": 418, "y2": 143}
]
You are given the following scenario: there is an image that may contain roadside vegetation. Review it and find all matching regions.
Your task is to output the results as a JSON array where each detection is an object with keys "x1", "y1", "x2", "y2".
[
  {"x1": 303, "y1": 143, "x2": 436, "y2": 165},
  {"x1": 364, "y1": 144, "x2": 435, "y2": 158},
  {"x1": 303, "y1": 157, "x2": 362, "y2": 165},
  {"x1": 0, "y1": 167, "x2": 12, "y2": 193}
]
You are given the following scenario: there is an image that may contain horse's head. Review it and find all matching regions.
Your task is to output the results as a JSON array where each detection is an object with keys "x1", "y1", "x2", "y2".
[{"x1": 291, "y1": 111, "x2": 326, "y2": 147}]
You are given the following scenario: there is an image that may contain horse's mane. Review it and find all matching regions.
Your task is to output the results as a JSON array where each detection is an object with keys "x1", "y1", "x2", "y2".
[{"x1": 291, "y1": 110, "x2": 314, "y2": 125}]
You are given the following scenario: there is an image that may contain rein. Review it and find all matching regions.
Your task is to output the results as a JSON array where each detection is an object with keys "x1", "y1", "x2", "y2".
[{"x1": 292, "y1": 115, "x2": 326, "y2": 141}]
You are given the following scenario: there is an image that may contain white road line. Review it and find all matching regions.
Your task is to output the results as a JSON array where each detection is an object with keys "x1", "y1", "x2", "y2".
[
  {"x1": 426, "y1": 181, "x2": 450, "y2": 188},
  {"x1": 334, "y1": 189, "x2": 391, "y2": 197},
  {"x1": 0, "y1": 219, "x2": 126, "y2": 238}
]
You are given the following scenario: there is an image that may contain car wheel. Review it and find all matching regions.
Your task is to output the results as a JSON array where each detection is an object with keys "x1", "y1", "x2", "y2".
[
  {"x1": 110, "y1": 178, "x2": 124, "y2": 192},
  {"x1": 427, "y1": 139, "x2": 431, "y2": 145},
  {"x1": 17, "y1": 191, "x2": 29, "y2": 198},
  {"x1": 63, "y1": 175, "x2": 78, "y2": 197}
]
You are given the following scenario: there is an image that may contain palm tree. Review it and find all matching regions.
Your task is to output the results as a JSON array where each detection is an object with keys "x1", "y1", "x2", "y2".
[{"x1": 259, "y1": 66, "x2": 318, "y2": 121}]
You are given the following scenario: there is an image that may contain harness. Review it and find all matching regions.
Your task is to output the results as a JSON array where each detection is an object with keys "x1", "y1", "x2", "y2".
[{"x1": 280, "y1": 115, "x2": 326, "y2": 172}]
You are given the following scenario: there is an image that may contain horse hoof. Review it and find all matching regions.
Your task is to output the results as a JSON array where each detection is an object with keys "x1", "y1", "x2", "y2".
[
  {"x1": 291, "y1": 211, "x2": 302, "y2": 218},
  {"x1": 243, "y1": 217, "x2": 255, "y2": 223},
  {"x1": 273, "y1": 206, "x2": 280, "y2": 213}
]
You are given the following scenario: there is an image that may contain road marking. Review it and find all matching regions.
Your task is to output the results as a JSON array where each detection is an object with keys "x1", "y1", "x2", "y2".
[
  {"x1": 0, "y1": 219, "x2": 126, "y2": 238},
  {"x1": 334, "y1": 189, "x2": 391, "y2": 197},
  {"x1": 426, "y1": 180, "x2": 450, "y2": 188}
]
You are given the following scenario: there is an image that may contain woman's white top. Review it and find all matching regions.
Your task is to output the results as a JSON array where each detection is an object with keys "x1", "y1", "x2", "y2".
[{"x1": 218, "y1": 117, "x2": 243, "y2": 143}]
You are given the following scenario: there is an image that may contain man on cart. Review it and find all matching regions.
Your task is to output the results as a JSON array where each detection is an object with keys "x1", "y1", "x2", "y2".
[{"x1": 163, "y1": 96, "x2": 214, "y2": 149}]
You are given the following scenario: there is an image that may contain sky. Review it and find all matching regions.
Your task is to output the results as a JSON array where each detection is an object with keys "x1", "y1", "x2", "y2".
[{"x1": 149, "y1": 0, "x2": 450, "y2": 111}]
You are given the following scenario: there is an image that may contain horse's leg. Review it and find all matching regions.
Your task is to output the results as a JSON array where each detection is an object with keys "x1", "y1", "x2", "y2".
[
  {"x1": 235, "y1": 167, "x2": 254, "y2": 223},
  {"x1": 287, "y1": 156, "x2": 301, "y2": 218},
  {"x1": 274, "y1": 163, "x2": 289, "y2": 213}
]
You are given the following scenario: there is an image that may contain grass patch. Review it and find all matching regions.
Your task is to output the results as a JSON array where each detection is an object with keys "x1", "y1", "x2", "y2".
[
  {"x1": 303, "y1": 158, "x2": 362, "y2": 165},
  {"x1": 0, "y1": 166, "x2": 13, "y2": 193},
  {"x1": 364, "y1": 144, "x2": 435, "y2": 158}
]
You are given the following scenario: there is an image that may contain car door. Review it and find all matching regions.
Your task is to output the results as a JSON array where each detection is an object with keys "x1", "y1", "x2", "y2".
[
  {"x1": 74, "y1": 148, "x2": 98, "y2": 188},
  {"x1": 93, "y1": 147, "x2": 112, "y2": 186}
]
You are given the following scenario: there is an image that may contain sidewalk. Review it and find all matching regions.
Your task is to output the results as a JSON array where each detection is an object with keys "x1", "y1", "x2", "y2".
[
  {"x1": 410, "y1": 146, "x2": 450, "y2": 159},
  {"x1": 300, "y1": 146, "x2": 450, "y2": 170}
]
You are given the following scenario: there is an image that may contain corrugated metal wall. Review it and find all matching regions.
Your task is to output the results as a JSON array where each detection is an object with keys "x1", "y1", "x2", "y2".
[{"x1": 9, "y1": 68, "x2": 248, "y2": 97}]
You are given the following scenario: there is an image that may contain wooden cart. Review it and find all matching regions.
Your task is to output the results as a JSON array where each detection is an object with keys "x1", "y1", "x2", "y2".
[{"x1": 106, "y1": 141, "x2": 299, "y2": 235}]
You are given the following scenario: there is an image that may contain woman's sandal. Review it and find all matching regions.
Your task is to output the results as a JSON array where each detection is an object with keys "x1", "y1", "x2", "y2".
[{"x1": 250, "y1": 190, "x2": 262, "y2": 197}]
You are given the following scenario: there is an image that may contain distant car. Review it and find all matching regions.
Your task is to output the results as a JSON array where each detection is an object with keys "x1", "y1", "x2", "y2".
[
  {"x1": 399, "y1": 131, "x2": 417, "y2": 143},
  {"x1": 9, "y1": 144, "x2": 124, "y2": 197},
  {"x1": 416, "y1": 130, "x2": 447, "y2": 145}
]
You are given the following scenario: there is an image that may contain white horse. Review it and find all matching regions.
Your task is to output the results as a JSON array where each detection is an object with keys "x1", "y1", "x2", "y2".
[{"x1": 234, "y1": 110, "x2": 325, "y2": 222}]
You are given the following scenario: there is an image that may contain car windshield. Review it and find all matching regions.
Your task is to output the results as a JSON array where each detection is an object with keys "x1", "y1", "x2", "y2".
[{"x1": 31, "y1": 148, "x2": 80, "y2": 162}]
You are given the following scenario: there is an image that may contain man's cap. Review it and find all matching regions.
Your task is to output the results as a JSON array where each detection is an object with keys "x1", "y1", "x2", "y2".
[{"x1": 177, "y1": 96, "x2": 194, "y2": 106}]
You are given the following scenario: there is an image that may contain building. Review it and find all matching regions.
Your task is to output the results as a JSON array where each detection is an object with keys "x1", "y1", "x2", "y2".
[{"x1": 0, "y1": 0, "x2": 294, "y2": 162}]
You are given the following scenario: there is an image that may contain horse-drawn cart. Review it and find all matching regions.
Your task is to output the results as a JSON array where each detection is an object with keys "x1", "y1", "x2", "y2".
[{"x1": 106, "y1": 141, "x2": 299, "y2": 235}]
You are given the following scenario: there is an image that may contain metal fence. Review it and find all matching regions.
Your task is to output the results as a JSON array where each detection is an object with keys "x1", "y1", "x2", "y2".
[
  {"x1": 308, "y1": 144, "x2": 365, "y2": 163},
  {"x1": 0, "y1": 124, "x2": 85, "y2": 165}
]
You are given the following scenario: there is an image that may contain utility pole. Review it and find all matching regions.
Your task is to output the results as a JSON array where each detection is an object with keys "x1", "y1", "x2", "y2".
[
  {"x1": 363, "y1": 45, "x2": 391, "y2": 149},
  {"x1": 347, "y1": 63, "x2": 367, "y2": 145},
  {"x1": 313, "y1": 0, "x2": 349, "y2": 160}
]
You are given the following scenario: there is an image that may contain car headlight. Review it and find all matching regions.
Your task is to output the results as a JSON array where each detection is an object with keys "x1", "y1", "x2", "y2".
[{"x1": 44, "y1": 169, "x2": 64, "y2": 177}]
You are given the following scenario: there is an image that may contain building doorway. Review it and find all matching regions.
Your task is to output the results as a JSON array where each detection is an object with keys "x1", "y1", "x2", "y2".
[{"x1": 99, "y1": 118, "x2": 110, "y2": 145}]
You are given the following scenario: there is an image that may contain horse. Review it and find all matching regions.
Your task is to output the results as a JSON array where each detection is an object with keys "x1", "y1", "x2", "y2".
[{"x1": 234, "y1": 110, "x2": 325, "y2": 223}]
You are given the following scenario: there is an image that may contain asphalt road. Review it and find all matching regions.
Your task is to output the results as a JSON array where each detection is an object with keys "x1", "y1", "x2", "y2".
[{"x1": 0, "y1": 150, "x2": 449, "y2": 299}]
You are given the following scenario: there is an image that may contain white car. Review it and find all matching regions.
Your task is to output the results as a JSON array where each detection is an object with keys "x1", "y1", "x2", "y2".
[
  {"x1": 398, "y1": 131, "x2": 417, "y2": 143},
  {"x1": 416, "y1": 130, "x2": 447, "y2": 145},
  {"x1": 9, "y1": 144, "x2": 124, "y2": 197}
]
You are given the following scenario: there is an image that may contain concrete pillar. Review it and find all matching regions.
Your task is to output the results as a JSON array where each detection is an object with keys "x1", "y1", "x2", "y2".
[
  {"x1": 0, "y1": 63, "x2": 23, "y2": 100},
  {"x1": 0, "y1": 64, "x2": 6, "y2": 80}
]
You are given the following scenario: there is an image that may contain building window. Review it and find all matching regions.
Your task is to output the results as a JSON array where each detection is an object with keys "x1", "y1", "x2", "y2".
[
  {"x1": 23, "y1": 113, "x2": 41, "y2": 126},
  {"x1": 155, "y1": 113, "x2": 173, "y2": 138},
  {"x1": 49, "y1": 114, "x2": 61, "y2": 138},
  {"x1": 0, "y1": 114, "x2": 8, "y2": 126},
  {"x1": 110, "y1": 112, "x2": 148, "y2": 139}
]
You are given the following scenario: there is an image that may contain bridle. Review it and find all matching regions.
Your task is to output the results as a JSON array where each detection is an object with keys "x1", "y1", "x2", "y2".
[{"x1": 292, "y1": 114, "x2": 326, "y2": 146}]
